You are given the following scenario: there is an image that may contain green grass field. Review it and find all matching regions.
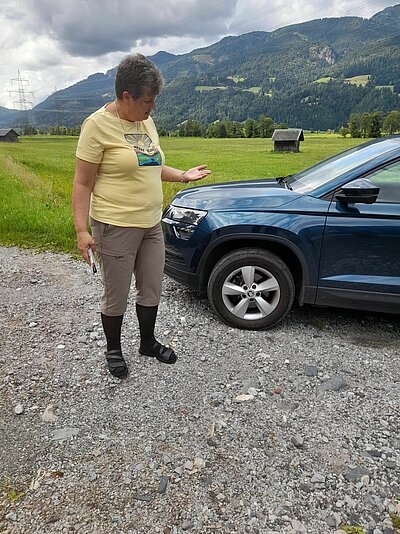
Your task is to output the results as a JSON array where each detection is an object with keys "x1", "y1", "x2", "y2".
[
  {"x1": 315, "y1": 75, "x2": 371, "y2": 87},
  {"x1": 0, "y1": 134, "x2": 366, "y2": 255},
  {"x1": 314, "y1": 76, "x2": 335, "y2": 83},
  {"x1": 195, "y1": 86, "x2": 227, "y2": 92},
  {"x1": 243, "y1": 87, "x2": 262, "y2": 94},
  {"x1": 344, "y1": 74, "x2": 371, "y2": 87}
]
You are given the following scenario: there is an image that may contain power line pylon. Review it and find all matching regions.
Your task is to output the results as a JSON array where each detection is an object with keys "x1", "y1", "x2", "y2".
[
  {"x1": 53, "y1": 86, "x2": 61, "y2": 130},
  {"x1": 9, "y1": 71, "x2": 34, "y2": 132}
]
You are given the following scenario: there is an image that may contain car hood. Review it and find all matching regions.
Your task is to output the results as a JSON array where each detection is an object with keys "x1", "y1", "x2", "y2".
[{"x1": 171, "y1": 179, "x2": 302, "y2": 210}]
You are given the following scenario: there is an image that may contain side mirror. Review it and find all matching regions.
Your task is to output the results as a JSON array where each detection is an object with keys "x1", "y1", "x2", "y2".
[{"x1": 335, "y1": 178, "x2": 380, "y2": 204}]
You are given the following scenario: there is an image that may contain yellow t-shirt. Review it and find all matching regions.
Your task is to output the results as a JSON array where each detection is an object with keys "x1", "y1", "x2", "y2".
[{"x1": 76, "y1": 105, "x2": 165, "y2": 228}]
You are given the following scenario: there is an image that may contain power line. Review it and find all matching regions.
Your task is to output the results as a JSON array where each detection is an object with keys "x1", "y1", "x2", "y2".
[
  {"x1": 166, "y1": 0, "x2": 393, "y2": 55},
  {"x1": 229, "y1": 0, "x2": 379, "y2": 32}
]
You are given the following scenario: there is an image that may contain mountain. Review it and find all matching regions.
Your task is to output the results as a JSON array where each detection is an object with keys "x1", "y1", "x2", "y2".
[
  {"x1": 0, "y1": 106, "x2": 19, "y2": 124},
  {"x1": 2, "y1": 4, "x2": 400, "y2": 131}
]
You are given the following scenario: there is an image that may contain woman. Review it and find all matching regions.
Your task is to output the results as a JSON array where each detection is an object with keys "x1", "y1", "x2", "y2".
[{"x1": 72, "y1": 54, "x2": 210, "y2": 379}]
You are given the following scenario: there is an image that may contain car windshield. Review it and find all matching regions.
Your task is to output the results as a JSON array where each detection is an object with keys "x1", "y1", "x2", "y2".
[{"x1": 286, "y1": 139, "x2": 400, "y2": 194}]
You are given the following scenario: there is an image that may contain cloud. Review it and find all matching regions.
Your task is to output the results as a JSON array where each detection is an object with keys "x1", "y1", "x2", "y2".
[{"x1": 6, "y1": 0, "x2": 239, "y2": 56}]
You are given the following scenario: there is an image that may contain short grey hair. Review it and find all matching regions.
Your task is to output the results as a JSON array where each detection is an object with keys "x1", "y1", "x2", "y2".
[{"x1": 115, "y1": 54, "x2": 163, "y2": 100}]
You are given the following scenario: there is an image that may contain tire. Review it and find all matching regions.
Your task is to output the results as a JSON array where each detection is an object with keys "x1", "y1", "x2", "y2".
[{"x1": 207, "y1": 248, "x2": 295, "y2": 330}]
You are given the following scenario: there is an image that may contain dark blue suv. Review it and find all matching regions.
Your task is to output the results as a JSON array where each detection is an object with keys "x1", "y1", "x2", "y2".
[{"x1": 162, "y1": 137, "x2": 400, "y2": 329}]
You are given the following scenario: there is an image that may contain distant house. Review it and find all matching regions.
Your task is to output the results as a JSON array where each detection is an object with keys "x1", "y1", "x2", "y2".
[
  {"x1": 0, "y1": 129, "x2": 19, "y2": 143},
  {"x1": 272, "y1": 128, "x2": 304, "y2": 152}
]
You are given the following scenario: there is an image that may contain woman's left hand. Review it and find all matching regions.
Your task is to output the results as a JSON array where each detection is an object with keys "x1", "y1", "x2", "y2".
[{"x1": 182, "y1": 165, "x2": 211, "y2": 183}]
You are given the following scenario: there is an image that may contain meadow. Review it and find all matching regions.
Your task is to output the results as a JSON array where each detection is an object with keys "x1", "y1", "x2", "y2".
[{"x1": 0, "y1": 134, "x2": 366, "y2": 255}]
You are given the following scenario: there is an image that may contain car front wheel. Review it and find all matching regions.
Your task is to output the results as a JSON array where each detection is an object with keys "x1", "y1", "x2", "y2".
[{"x1": 207, "y1": 248, "x2": 295, "y2": 330}]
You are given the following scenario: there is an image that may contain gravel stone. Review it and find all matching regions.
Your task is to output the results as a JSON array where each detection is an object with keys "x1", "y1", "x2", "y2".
[
  {"x1": 193, "y1": 457, "x2": 206, "y2": 469},
  {"x1": 367, "y1": 449, "x2": 383, "y2": 458},
  {"x1": 0, "y1": 246, "x2": 399, "y2": 534},
  {"x1": 304, "y1": 365, "x2": 319, "y2": 377},
  {"x1": 51, "y1": 427, "x2": 80, "y2": 441},
  {"x1": 291, "y1": 434, "x2": 304, "y2": 448},
  {"x1": 158, "y1": 475, "x2": 169, "y2": 494},
  {"x1": 384, "y1": 460, "x2": 396, "y2": 469},
  {"x1": 133, "y1": 494, "x2": 152, "y2": 502},
  {"x1": 345, "y1": 467, "x2": 371, "y2": 482},
  {"x1": 291, "y1": 519, "x2": 306, "y2": 532},
  {"x1": 14, "y1": 403, "x2": 24, "y2": 415},
  {"x1": 41, "y1": 405, "x2": 57, "y2": 423},
  {"x1": 317, "y1": 376, "x2": 349, "y2": 392},
  {"x1": 234, "y1": 394, "x2": 255, "y2": 402},
  {"x1": 325, "y1": 515, "x2": 338, "y2": 528}
]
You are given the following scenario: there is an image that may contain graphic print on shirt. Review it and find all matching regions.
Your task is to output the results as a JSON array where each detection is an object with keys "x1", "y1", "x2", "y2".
[{"x1": 124, "y1": 133, "x2": 162, "y2": 166}]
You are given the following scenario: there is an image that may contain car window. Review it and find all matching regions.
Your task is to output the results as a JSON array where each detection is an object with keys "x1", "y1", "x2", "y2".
[
  {"x1": 287, "y1": 139, "x2": 400, "y2": 194},
  {"x1": 367, "y1": 159, "x2": 400, "y2": 203}
]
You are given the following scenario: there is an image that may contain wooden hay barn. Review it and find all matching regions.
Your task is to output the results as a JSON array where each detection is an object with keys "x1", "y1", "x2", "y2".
[
  {"x1": 0, "y1": 129, "x2": 19, "y2": 142},
  {"x1": 272, "y1": 128, "x2": 304, "y2": 152}
]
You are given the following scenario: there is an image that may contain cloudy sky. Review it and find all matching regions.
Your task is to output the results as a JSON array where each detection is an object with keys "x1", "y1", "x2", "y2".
[{"x1": 0, "y1": 0, "x2": 397, "y2": 108}]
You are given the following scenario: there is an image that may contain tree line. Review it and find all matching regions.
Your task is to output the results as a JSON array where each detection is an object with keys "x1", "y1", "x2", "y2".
[
  {"x1": 20, "y1": 109, "x2": 400, "y2": 139},
  {"x1": 21, "y1": 118, "x2": 286, "y2": 138},
  {"x1": 177, "y1": 109, "x2": 400, "y2": 139},
  {"x1": 19, "y1": 125, "x2": 81, "y2": 136},
  {"x1": 340, "y1": 110, "x2": 400, "y2": 138},
  {"x1": 169, "y1": 116, "x2": 287, "y2": 138}
]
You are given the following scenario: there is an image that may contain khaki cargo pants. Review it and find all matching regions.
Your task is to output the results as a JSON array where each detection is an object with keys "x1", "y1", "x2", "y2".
[{"x1": 90, "y1": 218, "x2": 165, "y2": 316}]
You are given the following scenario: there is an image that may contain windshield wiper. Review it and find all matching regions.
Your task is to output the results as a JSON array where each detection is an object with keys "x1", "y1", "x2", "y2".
[{"x1": 276, "y1": 175, "x2": 293, "y2": 190}]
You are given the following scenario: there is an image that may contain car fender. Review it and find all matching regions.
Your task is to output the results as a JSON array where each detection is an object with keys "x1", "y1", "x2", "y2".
[{"x1": 197, "y1": 230, "x2": 315, "y2": 304}]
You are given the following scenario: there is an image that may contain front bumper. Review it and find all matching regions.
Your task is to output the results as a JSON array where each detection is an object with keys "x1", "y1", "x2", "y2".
[
  {"x1": 162, "y1": 217, "x2": 205, "y2": 290},
  {"x1": 164, "y1": 247, "x2": 202, "y2": 289}
]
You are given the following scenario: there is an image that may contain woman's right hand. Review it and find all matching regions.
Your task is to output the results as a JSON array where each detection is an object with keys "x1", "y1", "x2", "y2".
[
  {"x1": 72, "y1": 158, "x2": 99, "y2": 266},
  {"x1": 77, "y1": 231, "x2": 95, "y2": 265}
]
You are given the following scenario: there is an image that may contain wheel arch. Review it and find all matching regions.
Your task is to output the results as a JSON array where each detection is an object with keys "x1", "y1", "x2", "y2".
[{"x1": 199, "y1": 234, "x2": 309, "y2": 303}]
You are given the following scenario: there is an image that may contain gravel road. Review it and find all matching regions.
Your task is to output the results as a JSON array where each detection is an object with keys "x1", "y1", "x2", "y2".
[{"x1": 0, "y1": 246, "x2": 399, "y2": 534}]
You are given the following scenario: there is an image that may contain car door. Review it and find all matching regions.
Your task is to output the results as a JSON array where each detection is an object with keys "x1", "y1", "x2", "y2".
[{"x1": 316, "y1": 159, "x2": 400, "y2": 313}]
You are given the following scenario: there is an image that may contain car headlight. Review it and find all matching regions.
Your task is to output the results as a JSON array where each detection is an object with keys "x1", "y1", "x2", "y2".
[
  {"x1": 163, "y1": 205, "x2": 207, "y2": 240},
  {"x1": 164, "y1": 205, "x2": 207, "y2": 225}
]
